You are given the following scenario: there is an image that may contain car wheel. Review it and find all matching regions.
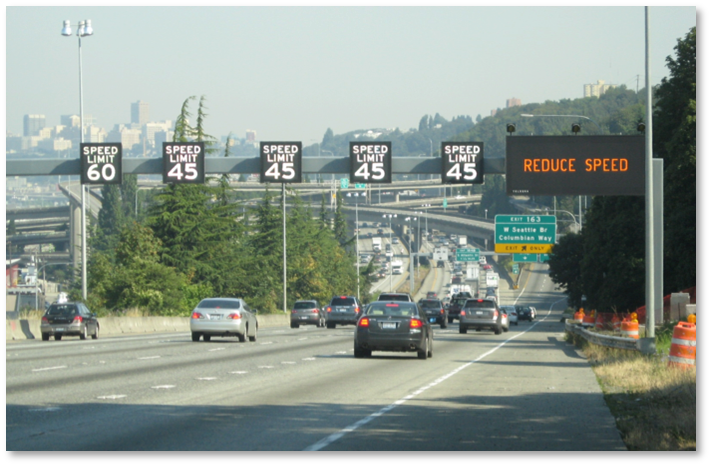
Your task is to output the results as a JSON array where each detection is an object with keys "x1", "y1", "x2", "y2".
[
  {"x1": 417, "y1": 345, "x2": 427, "y2": 360},
  {"x1": 41, "y1": 333, "x2": 50, "y2": 341},
  {"x1": 354, "y1": 344, "x2": 370, "y2": 358},
  {"x1": 494, "y1": 325, "x2": 502, "y2": 335},
  {"x1": 191, "y1": 332, "x2": 200, "y2": 342},
  {"x1": 203, "y1": 335, "x2": 211, "y2": 342},
  {"x1": 80, "y1": 325, "x2": 87, "y2": 340},
  {"x1": 92, "y1": 324, "x2": 99, "y2": 340},
  {"x1": 238, "y1": 331, "x2": 247, "y2": 343},
  {"x1": 459, "y1": 326, "x2": 467, "y2": 334},
  {"x1": 54, "y1": 334, "x2": 62, "y2": 341},
  {"x1": 248, "y1": 324, "x2": 257, "y2": 342}
]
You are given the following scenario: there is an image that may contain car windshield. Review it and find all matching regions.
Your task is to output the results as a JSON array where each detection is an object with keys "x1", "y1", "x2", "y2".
[
  {"x1": 379, "y1": 294, "x2": 410, "y2": 301},
  {"x1": 294, "y1": 302, "x2": 317, "y2": 309},
  {"x1": 46, "y1": 305, "x2": 77, "y2": 317},
  {"x1": 331, "y1": 297, "x2": 355, "y2": 306},
  {"x1": 366, "y1": 303, "x2": 418, "y2": 317},
  {"x1": 197, "y1": 299, "x2": 241, "y2": 309}
]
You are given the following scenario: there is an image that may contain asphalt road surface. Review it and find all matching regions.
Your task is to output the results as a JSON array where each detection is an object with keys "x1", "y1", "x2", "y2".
[{"x1": 6, "y1": 263, "x2": 625, "y2": 451}]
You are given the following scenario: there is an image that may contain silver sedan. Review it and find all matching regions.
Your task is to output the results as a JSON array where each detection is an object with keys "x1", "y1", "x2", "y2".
[{"x1": 190, "y1": 298, "x2": 258, "y2": 342}]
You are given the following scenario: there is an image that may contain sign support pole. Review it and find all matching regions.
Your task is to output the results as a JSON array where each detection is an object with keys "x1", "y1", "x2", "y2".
[
  {"x1": 283, "y1": 183, "x2": 287, "y2": 313},
  {"x1": 644, "y1": 7, "x2": 655, "y2": 340}
]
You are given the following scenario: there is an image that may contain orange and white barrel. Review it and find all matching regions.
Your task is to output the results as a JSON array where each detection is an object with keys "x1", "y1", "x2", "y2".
[
  {"x1": 620, "y1": 320, "x2": 639, "y2": 339},
  {"x1": 668, "y1": 322, "x2": 696, "y2": 369}
]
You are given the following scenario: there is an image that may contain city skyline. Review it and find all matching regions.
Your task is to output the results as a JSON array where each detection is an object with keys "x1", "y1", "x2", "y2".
[{"x1": 6, "y1": 6, "x2": 697, "y2": 145}]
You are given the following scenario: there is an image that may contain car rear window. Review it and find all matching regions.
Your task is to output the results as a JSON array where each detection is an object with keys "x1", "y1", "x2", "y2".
[
  {"x1": 331, "y1": 297, "x2": 356, "y2": 306},
  {"x1": 378, "y1": 294, "x2": 411, "y2": 301},
  {"x1": 294, "y1": 301, "x2": 317, "y2": 309},
  {"x1": 464, "y1": 300, "x2": 497, "y2": 309},
  {"x1": 420, "y1": 300, "x2": 442, "y2": 309},
  {"x1": 46, "y1": 305, "x2": 78, "y2": 317},
  {"x1": 197, "y1": 299, "x2": 241, "y2": 309},
  {"x1": 366, "y1": 303, "x2": 418, "y2": 317}
]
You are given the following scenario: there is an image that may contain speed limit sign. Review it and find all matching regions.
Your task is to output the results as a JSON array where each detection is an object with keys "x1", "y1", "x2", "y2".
[
  {"x1": 350, "y1": 142, "x2": 391, "y2": 184},
  {"x1": 260, "y1": 142, "x2": 302, "y2": 183},
  {"x1": 80, "y1": 143, "x2": 122, "y2": 185},
  {"x1": 163, "y1": 142, "x2": 205, "y2": 184},
  {"x1": 441, "y1": 142, "x2": 484, "y2": 184}
]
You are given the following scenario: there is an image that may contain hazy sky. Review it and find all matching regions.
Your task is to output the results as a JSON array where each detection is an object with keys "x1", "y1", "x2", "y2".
[{"x1": 5, "y1": 4, "x2": 697, "y2": 144}]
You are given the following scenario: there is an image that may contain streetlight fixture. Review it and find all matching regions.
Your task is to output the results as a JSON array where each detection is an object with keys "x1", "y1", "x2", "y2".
[
  {"x1": 62, "y1": 19, "x2": 93, "y2": 301},
  {"x1": 348, "y1": 192, "x2": 366, "y2": 299}
]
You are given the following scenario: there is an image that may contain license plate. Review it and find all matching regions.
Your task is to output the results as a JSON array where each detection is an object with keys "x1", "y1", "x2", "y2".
[
  {"x1": 55, "y1": 328, "x2": 64, "y2": 332},
  {"x1": 382, "y1": 322, "x2": 397, "y2": 329},
  {"x1": 338, "y1": 308, "x2": 346, "y2": 312},
  {"x1": 476, "y1": 311, "x2": 484, "y2": 315},
  {"x1": 210, "y1": 314, "x2": 222, "y2": 320},
  {"x1": 300, "y1": 316, "x2": 308, "y2": 320}
]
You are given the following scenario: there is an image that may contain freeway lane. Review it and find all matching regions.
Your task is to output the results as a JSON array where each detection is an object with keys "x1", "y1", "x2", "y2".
[{"x1": 6, "y1": 264, "x2": 625, "y2": 451}]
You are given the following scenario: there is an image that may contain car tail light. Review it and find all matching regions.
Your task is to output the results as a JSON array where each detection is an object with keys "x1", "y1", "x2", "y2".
[
  {"x1": 291, "y1": 309, "x2": 297, "y2": 314},
  {"x1": 493, "y1": 310, "x2": 499, "y2": 318},
  {"x1": 312, "y1": 309, "x2": 319, "y2": 313},
  {"x1": 355, "y1": 307, "x2": 360, "y2": 314},
  {"x1": 42, "y1": 316, "x2": 48, "y2": 323},
  {"x1": 191, "y1": 312, "x2": 204, "y2": 319},
  {"x1": 358, "y1": 318, "x2": 369, "y2": 327},
  {"x1": 460, "y1": 310, "x2": 466, "y2": 316},
  {"x1": 227, "y1": 312, "x2": 242, "y2": 320},
  {"x1": 73, "y1": 315, "x2": 83, "y2": 323},
  {"x1": 440, "y1": 308, "x2": 444, "y2": 314},
  {"x1": 410, "y1": 319, "x2": 423, "y2": 329},
  {"x1": 326, "y1": 306, "x2": 332, "y2": 313}
]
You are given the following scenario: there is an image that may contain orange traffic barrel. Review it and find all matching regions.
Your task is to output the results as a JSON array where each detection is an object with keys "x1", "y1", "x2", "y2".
[
  {"x1": 611, "y1": 314, "x2": 621, "y2": 332},
  {"x1": 573, "y1": 309, "x2": 584, "y2": 323},
  {"x1": 668, "y1": 322, "x2": 696, "y2": 368},
  {"x1": 595, "y1": 313, "x2": 604, "y2": 330},
  {"x1": 582, "y1": 312, "x2": 595, "y2": 326},
  {"x1": 620, "y1": 320, "x2": 639, "y2": 339}
]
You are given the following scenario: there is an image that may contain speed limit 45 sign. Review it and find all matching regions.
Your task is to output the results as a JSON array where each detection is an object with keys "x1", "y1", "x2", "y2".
[
  {"x1": 81, "y1": 143, "x2": 122, "y2": 185},
  {"x1": 350, "y1": 142, "x2": 391, "y2": 184},
  {"x1": 441, "y1": 142, "x2": 484, "y2": 184},
  {"x1": 163, "y1": 142, "x2": 205, "y2": 184},
  {"x1": 260, "y1": 142, "x2": 302, "y2": 183}
]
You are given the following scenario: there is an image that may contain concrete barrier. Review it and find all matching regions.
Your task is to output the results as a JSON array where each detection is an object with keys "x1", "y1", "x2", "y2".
[{"x1": 6, "y1": 313, "x2": 290, "y2": 341}]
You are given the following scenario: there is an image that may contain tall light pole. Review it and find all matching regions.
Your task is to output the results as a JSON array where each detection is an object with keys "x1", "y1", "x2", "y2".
[
  {"x1": 421, "y1": 204, "x2": 431, "y2": 240},
  {"x1": 62, "y1": 19, "x2": 93, "y2": 301},
  {"x1": 383, "y1": 214, "x2": 396, "y2": 291},
  {"x1": 348, "y1": 192, "x2": 365, "y2": 299}
]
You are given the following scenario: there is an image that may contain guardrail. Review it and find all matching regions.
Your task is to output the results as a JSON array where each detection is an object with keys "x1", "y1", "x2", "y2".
[{"x1": 565, "y1": 320, "x2": 641, "y2": 351}]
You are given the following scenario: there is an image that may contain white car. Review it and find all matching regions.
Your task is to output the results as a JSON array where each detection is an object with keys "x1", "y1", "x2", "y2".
[
  {"x1": 501, "y1": 305, "x2": 518, "y2": 326},
  {"x1": 190, "y1": 298, "x2": 259, "y2": 342}
]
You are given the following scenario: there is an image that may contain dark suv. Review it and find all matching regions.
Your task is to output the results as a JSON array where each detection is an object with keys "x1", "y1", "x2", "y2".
[
  {"x1": 290, "y1": 299, "x2": 324, "y2": 328},
  {"x1": 459, "y1": 298, "x2": 503, "y2": 335},
  {"x1": 419, "y1": 298, "x2": 447, "y2": 329},
  {"x1": 40, "y1": 302, "x2": 99, "y2": 341},
  {"x1": 446, "y1": 296, "x2": 469, "y2": 323},
  {"x1": 325, "y1": 296, "x2": 362, "y2": 328}
]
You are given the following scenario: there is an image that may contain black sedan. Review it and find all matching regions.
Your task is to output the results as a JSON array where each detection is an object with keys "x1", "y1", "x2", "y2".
[
  {"x1": 354, "y1": 301, "x2": 433, "y2": 359},
  {"x1": 40, "y1": 302, "x2": 100, "y2": 341}
]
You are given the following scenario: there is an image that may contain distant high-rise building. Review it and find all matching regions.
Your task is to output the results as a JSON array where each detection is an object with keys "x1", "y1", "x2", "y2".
[
  {"x1": 61, "y1": 115, "x2": 80, "y2": 128},
  {"x1": 246, "y1": 130, "x2": 256, "y2": 142},
  {"x1": 506, "y1": 98, "x2": 522, "y2": 108},
  {"x1": 131, "y1": 100, "x2": 150, "y2": 126},
  {"x1": 23, "y1": 114, "x2": 45, "y2": 136},
  {"x1": 584, "y1": 80, "x2": 615, "y2": 98}
]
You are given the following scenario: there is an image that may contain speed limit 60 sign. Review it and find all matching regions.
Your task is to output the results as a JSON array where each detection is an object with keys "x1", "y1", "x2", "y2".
[
  {"x1": 350, "y1": 142, "x2": 391, "y2": 184},
  {"x1": 441, "y1": 142, "x2": 484, "y2": 184},
  {"x1": 81, "y1": 143, "x2": 122, "y2": 185},
  {"x1": 163, "y1": 142, "x2": 205, "y2": 184},
  {"x1": 260, "y1": 142, "x2": 302, "y2": 183}
]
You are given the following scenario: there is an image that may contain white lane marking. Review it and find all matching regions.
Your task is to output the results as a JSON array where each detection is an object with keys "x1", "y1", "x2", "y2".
[
  {"x1": 137, "y1": 356, "x2": 161, "y2": 360},
  {"x1": 260, "y1": 342, "x2": 274, "y2": 345},
  {"x1": 151, "y1": 385, "x2": 175, "y2": 389},
  {"x1": 281, "y1": 361, "x2": 296, "y2": 365},
  {"x1": 209, "y1": 347, "x2": 225, "y2": 352},
  {"x1": 29, "y1": 407, "x2": 62, "y2": 412},
  {"x1": 298, "y1": 337, "x2": 308, "y2": 341},
  {"x1": 197, "y1": 377, "x2": 217, "y2": 381},
  {"x1": 335, "y1": 351, "x2": 347, "y2": 355},
  {"x1": 303, "y1": 302, "x2": 566, "y2": 452},
  {"x1": 230, "y1": 371, "x2": 248, "y2": 374},
  {"x1": 258, "y1": 366, "x2": 274, "y2": 369},
  {"x1": 302, "y1": 357, "x2": 316, "y2": 361},
  {"x1": 97, "y1": 395, "x2": 127, "y2": 400},
  {"x1": 32, "y1": 366, "x2": 67, "y2": 372}
]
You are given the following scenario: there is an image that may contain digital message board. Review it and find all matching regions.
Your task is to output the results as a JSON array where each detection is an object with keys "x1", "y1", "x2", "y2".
[
  {"x1": 441, "y1": 142, "x2": 484, "y2": 184},
  {"x1": 260, "y1": 142, "x2": 302, "y2": 183},
  {"x1": 506, "y1": 135, "x2": 644, "y2": 196},
  {"x1": 80, "y1": 143, "x2": 122, "y2": 185},
  {"x1": 349, "y1": 142, "x2": 392, "y2": 184},
  {"x1": 163, "y1": 142, "x2": 205, "y2": 184}
]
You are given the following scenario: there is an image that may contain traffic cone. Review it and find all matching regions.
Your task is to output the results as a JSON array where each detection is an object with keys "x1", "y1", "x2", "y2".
[{"x1": 668, "y1": 322, "x2": 696, "y2": 369}]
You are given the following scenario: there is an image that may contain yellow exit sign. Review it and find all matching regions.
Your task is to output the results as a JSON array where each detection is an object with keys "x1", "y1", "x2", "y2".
[{"x1": 494, "y1": 244, "x2": 553, "y2": 254}]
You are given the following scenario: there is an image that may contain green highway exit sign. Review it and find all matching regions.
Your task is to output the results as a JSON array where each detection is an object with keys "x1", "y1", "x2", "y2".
[
  {"x1": 456, "y1": 248, "x2": 480, "y2": 262},
  {"x1": 355, "y1": 183, "x2": 367, "y2": 189},
  {"x1": 495, "y1": 215, "x2": 556, "y2": 253},
  {"x1": 340, "y1": 178, "x2": 349, "y2": 189},
  {"x1": 513, "y1": 253, "x2": 538, "y2": 262}
]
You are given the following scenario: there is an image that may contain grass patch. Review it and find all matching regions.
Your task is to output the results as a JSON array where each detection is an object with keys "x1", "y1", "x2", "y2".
[
  {"x1": 567, "y1": 332, "x2": 696, "y2": 450},
  {"x1": 397, "y1": 265, "x2": 430, "y2": 295}
]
